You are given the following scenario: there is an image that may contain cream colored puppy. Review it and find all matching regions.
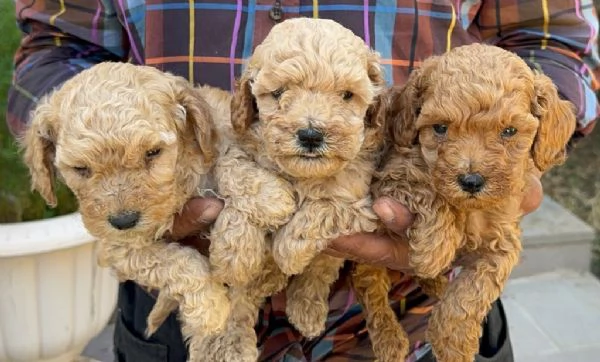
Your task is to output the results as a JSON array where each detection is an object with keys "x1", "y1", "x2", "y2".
[{"x1": 21, "y1": 62, "x2": 230, "y2": 362}]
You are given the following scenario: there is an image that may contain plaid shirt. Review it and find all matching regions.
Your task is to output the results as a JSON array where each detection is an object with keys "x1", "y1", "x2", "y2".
[{"x1": 6, "y1": 1, "x2": 600, "y2": 361}]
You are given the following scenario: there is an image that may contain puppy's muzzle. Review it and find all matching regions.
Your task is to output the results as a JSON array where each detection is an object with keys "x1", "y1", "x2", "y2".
[
  {"x1": 108, "y1": 211, "x2": 141, "y2": 230},
  {"x1": 457, "y1": 173, "x2": 485, "y2": 194},
  {"x1": 296, "y1": 127, "x2": 324, "y2": 152}
]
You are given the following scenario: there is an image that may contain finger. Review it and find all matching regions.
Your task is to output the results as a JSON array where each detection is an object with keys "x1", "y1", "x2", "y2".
[
  {"x1": 170, "y1": 197, "x2": 224, "y2": 240},
  {"x1": 327, "y1": 233, "x2": 412, "y2": 272},
  {"x1": 372, "y1": 197, "x2": 415, "y2": 236},
  {"x1": 521, "y1": 173, "x2": 543, "y2": 215}
]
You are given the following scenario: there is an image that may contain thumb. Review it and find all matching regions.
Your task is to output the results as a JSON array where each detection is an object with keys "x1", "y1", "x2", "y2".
[
  {"x1": 521, "y1": 170, "x2": 543, "y2": 215},
  {"x1": 326, "y1": 233, "x2": 412, "y2": 271},
  {"x1": 372, "y1": 197, "x2": 415, "y2": 236},
  {"x1": 170, "y1": 197, "x2": 224, "y2": 240}
]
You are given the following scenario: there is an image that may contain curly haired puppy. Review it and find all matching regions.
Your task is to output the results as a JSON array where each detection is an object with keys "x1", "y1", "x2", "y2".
[
  {"x1": 354, "y1": 43, "x2": 576, "y2": 362},
  {"x1": 208, "y1": 17, "x2": 386, "y2": 344},
  {"x1": 21, "y1": 62, "x2": 231, "y2": 360}
]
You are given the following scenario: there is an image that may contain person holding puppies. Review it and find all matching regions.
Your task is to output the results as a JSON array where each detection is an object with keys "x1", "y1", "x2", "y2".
[{"x1": 7, "y1": 1, "x2": 598, "y2": 361}]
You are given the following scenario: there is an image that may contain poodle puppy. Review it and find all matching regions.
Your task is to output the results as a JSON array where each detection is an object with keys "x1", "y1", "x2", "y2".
[
  {"x1": 21, "y1": 62, "x2": 231, "y2": 360},
  {"x1": 160, "y1": 85, "x2": 290, "y2": 362},
  {"x1": 355, "y1": 43, "x2": 576, "y2": 362},
  {"x1": 208, "y1": 17, "x2": 386, "y2": 346}
]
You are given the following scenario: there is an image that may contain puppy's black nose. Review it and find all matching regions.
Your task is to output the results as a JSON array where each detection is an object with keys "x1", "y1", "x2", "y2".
[
  {"x1": 458, "y1": 173, "x2": 485, "y2": 194},
  {"x1": 108, "y1": 211, "x2": 141, "y2": 230},
  {"x1": 297, "y1": 128, "x2": 324, "y2": 150}
]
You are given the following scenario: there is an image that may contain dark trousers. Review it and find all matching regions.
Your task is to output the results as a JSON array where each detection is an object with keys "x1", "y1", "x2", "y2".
[{"x1": 114, "y1": 281, "x2": 514, "y2": 362}]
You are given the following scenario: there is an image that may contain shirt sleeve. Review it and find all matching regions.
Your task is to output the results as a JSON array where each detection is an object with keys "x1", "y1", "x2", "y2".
[
  {"x1": 6, "y1": 0, "x2": 128, "y2": 138},
  {"x1": 476, "y1": 0, "x2": 600, "y2": 142}
]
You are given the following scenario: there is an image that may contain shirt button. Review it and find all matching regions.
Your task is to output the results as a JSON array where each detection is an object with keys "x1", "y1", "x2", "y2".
[{"x1": 269, "y1": 1, "x2": 283, "y2": 22}]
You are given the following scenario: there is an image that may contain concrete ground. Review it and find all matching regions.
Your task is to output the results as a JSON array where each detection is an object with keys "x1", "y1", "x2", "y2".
[{"x1": 503, "y1": 270, "x2": 600, "y2": 362}]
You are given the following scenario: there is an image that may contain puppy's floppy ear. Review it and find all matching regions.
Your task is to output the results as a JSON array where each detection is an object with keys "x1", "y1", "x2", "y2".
[
  {"x1": 388, "y1": 56, "x2": 439, "y2": 147},
  {"x1": 365, "y1": 92, "x2": 387, "y2": 129},
  {"x1": 21, "y1": 96, "x2": 59, "y2": 207},
  {"x1": 172, "y1": 78, "x2": 218, "y2": 167},
  {"x1": 530, "y1": 72, "x2": 577, "y2": 172},
  {"x1": 364, "y1": 49, "x2": 388, "y2": 129},
  {"x1": 231, "y1": 75, "x2": 258, "y2": 134},
  {"x1": 366, "y1": 48, "x2": 386, "y2": 89}
]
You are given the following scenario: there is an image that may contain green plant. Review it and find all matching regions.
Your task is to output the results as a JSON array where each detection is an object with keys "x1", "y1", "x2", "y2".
[{"x1": 0, "y1": 2, "x2": 78, "y2": 222}]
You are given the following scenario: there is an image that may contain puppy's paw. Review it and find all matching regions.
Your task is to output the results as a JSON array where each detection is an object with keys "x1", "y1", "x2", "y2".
[
  {"x1": 408, "y1": 248, "x2": 448, "y2": 279},
  {"x1": 272, "y1": 247, "x2": 312, "y2": 276},
  {"x1": 145, "y1": 294, "x2": 179, "y2": 337},
  {"x1": 272, "y1": 234, "x2": 327, "y2": 275},
  {"x1": 190, "y1": 326, "x2": 258, "y2": 362},
  {"x1": 415, "y1": 276, "x2": 448, "y2": 299},
  {"x1": 179, "y1": 281, "x2": 231, "y2": 339},
  {"x1": 408, "y1": 219, "x2": 461, "y2": 279},
  {"x1": 427, "y1": 302, "x2": 480, "y2": 362},
  {"x1": 247, "y1": 183, "x2": 297, "y2": 228},
  {"x1": 372, "y1": 333, "x2": 409, "y2": 362},
  {"x1": 286, "y1": 297, "x2": 328, "y2": 339},
  {"x1": 368, "y1": 311, "x2": 410, "y2": 362},
  {"x1": 210, "y1": 209, "x2": 267, "y2": 285}
]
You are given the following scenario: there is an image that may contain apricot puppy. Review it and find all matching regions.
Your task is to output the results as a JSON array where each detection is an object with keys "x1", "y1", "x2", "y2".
[{"x1": 355, "y1": 43, "x2": 576, "y2": 362}]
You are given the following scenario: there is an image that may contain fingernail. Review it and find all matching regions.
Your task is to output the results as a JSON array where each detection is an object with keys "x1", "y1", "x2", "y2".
[
  {"x1": 198, "y1": 203, "x2": 220, "y2": 223},
  {"x1": 373, "y1": 201, "x2": 395, "y2": 223}
]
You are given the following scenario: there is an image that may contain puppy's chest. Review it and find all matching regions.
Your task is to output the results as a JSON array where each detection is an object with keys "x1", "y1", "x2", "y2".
[
  {"x1": 459, "y1": 207, "x2": 521, "y2": 251},
  {"x1": 292, "y1": 160, "x2": 375, "y2": 204},
  {"x1": 462, "y1": 212, "x2": 494, "y2": 246}
]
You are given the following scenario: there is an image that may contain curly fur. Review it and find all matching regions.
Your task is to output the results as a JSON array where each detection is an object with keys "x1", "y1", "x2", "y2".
[
  {"x1": 193, "y1": 248, "x2": 289, "y2": 362},
  {"x1": 20, "y1": 62, "x2": 231, "y2": 362},
  {"x1": 205, "y1": 18, "x2": 387, "y2": 360},
  {"x1": 356, "y1": 43, "x2": 576, "y2": 362}
]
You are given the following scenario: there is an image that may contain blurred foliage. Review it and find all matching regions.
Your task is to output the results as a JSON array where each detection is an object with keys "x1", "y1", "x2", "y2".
[{"x1": 0, "y1": 1, "x2": 78, "y2": 223}]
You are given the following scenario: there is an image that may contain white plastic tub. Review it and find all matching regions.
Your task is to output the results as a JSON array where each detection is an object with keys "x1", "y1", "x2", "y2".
[{"x1": 0, "y1": 213, "x2": 118, "y2": 362}]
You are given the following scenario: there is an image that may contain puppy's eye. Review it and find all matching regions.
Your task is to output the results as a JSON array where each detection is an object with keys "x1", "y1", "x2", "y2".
[
  {"x1": 432, "y1": 124, "x2": 448, "y2": 135},
  {"x1": 501, "y1": 127, "x2": 517, "y2": 138},
  {"x1": 146, "y1": 148, "x2": 162, "y2": 159},
  {"x1": 271, "y1": 88, "x2": 285, "y2": 100},
  {"x1": 342, "y1": 91, "x2": 354, "y2": 101},
  {"x1": 73, "y1": 166, "x2": 91, "y2": 178}
]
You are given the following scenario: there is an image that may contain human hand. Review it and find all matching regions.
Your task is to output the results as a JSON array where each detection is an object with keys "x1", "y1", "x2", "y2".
[
  {"x1": 324, "y1": 197, "x2": 414, "y2": 271},
  {"x1": 521, "y1": 168, "x2": 544, "y2": 215},
  {"x1": 167, "y1": 197, "x2": 224, "y2": 255},
  {"x1": 325, "y1": 173, "x2": 544, "y2": 270}
]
